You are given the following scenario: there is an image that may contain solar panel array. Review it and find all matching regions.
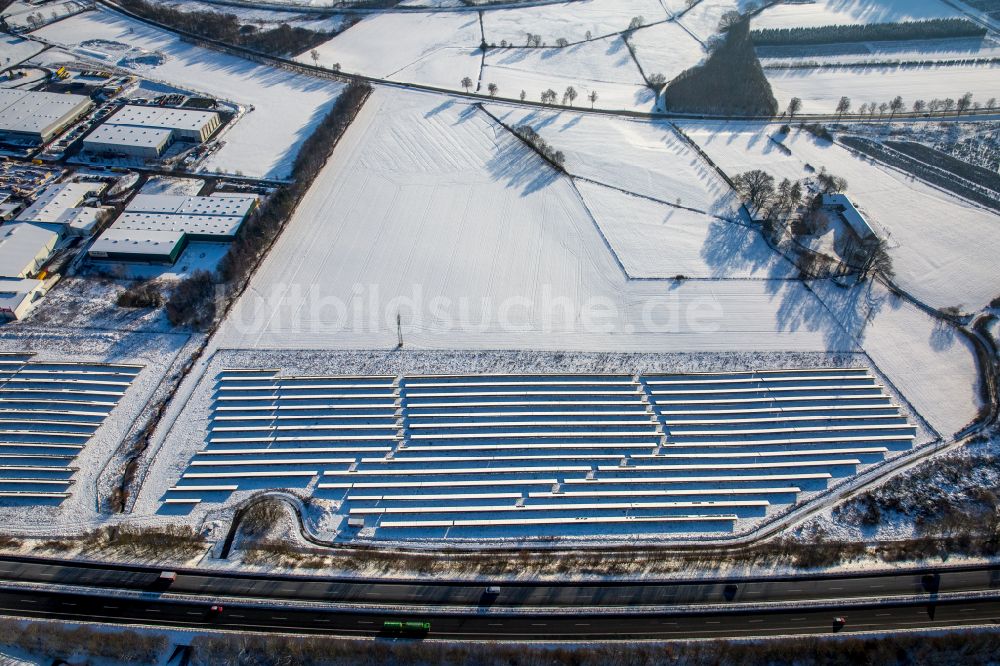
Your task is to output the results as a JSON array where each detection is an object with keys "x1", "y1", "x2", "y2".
[
  {"x1": 166, "y1": 368, "x2": 917, "y2": 538},
  {"x1": 0, "y1": 353, "x2": 141, "y2": 501}
]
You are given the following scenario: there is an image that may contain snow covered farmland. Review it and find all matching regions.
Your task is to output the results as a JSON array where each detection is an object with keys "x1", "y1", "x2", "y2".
[
  {"x1": 487, "y1": 105, "x2": 734, "y2": 213},
  {"x1": 31, "y1": 8, "x2": 345, "y2": 180},
  {"x1": 481, "y1": 0, "x2": 671, "y2": 45},
  {"x1": 765, "y1": 63, "x2": 1000, "y2": 113},
  {"x1": 481, "y1": 37, "x2": 651, "y2": 112},
  {"x1": 575, "y1": 180, "x2": 795, "y2": 280},
  {"x1": 683, "y1": 123, "x2": 1000, "y2": 312},
  {"x1": 751, "y1": 0, "x2": 963, "y2": 31},
  {"x1": 214, "y1": 88, "x2": 849, "y2": 353},
  {"x1": 295, "y1": 10, "x2": 482, "y2": 88}
]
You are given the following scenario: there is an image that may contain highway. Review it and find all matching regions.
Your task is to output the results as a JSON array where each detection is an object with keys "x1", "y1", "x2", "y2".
[
  {"x1": 1, "y1": 555, "x2": 1000, "y2": 639},
  {"x1": 1, "y1": 586, "x2": 999, "y2": 639},
  {"x1": 1, "y1": 556, "x2": 999, "y2": 609}
]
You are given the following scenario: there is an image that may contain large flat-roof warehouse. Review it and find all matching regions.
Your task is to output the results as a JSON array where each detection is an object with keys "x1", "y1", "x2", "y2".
[
  {"x1": 89, "y1": 193, "x2": 256, "y2": 264},
  {"x1": 82, "y1": 104, "x2": 221, "y2": 159},
  {"x1": 0, "y1": 89, "x2": 94, "y2": 144}
]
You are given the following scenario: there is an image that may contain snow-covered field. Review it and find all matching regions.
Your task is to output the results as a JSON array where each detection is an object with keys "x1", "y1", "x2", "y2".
[
  {"x1": 482, "y1": 0, "x2": 670, "y2": 44},
  {"x1": 629, "y1": 20, "x2": 707, "y2": 82},
  {"x1": 296, "y1": 10, "x2": 481, "y2": 79},
  {"x1": 676, "y1": 0, "x2": 751, "y2": 43},
  {"x1": 482, "y1": 37, "x2": 649, "y2": 111},
  {"x1": 214, "y1": 87, "x2": 849, "y2": 352},
  {"x1": 31, "y1": 9, "x2": 345, "y2": 180},
  {"x1": 575, "y1": 180, "x2": 795, "y2": 279},
  {"x1": 765, "y1": 62, "x2": 1000, "y2": 112},
  {"x1": 489, "y1": 104, "x2": 734, "y2": 214},
  {"x1": 0, "y1": 34, "x2": 45, "y2": 67},
  {"x1": 752, "y1": 0, "x2": 963, "y2": 30},
  {"x1": 758, "y1": 36, "x2": 1000, "y2": 68},
  {"x1": 684, "y1": 123, "x2": 1000, "y2": 311}
]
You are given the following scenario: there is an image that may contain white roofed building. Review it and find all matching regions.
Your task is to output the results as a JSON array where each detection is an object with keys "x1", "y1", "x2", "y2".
[
  {"x1": 82, "y1": 104, "x2": 221, "y2": 159},
  {"x1": 0, "y1": 277, "x2": 47, "y2": 320},
  {"x1": 0, "y1": 223, "x2": 59, "y2": 278},
  {"x1": 15, "y1": 182, "x2": 106, "y2": 236},
  {"x1": 0, "y1": 89, "x2": 94, "y2": 144}
]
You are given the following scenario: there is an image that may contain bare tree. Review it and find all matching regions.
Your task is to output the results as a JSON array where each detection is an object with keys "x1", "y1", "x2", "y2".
[
  {"x1": 647, "y1": 72, "x2": 667, "y2": 90},
  {"x1": 718, "y1": 10, "x2": 742, "y2": 32},
  {"x1": 888, "y1": 95, "x2": 904, "y2": 120},
  {"x1": 787, "y1": 97, "x2": 802, "y2": 119},
  {"x1": 585, "y1": 30, "x2": 592, "y2": 40},
  {"x1": 487, "y1": 82, "x2": 498, "y2": 98},
  {"x1": 541, "y1": 89, "x2": 557, "y2": 104},
  {"x1": 556, "y1": 37, "x2": 569, "y2": 47},
  {"x1": 460, "y1": 76, "x2": 473, "y2": 93},
  {"x1": 986, "y1": 97, "x2": 996, "y2": 109},
  {"x1": 835, "y1": 96, "x2": 850, "y2": 120},
  {"x1": 627, "y1": 16, "x2": 645, "y2": 31},
  {"x1": 588, "y1": 90, "x2": 599, "y2": 108},
  {"x1": 519, "y1": 89, "x2": 526, "y2": 101},
  {"x1": 942, "y1": 97, "x2": 956, "y2": 113},
  {"x1": 878, "y1": 101, "x2": 888, "y2": 118},
  {"x1": 912, "y1": 99, "x2": 926, "y2": 113},
  {"x1": 309, "y1": 49, "x2": 319, "y2": 67},
  {"x1": 563, "y1": 86, "x2": 578, "y2": 106},
  {"x1": 733, "y1": 169, "x2": 775, "y2": 215},
  {"x1": 956, "y1": 91, "x2": 973, "y2": 116}
]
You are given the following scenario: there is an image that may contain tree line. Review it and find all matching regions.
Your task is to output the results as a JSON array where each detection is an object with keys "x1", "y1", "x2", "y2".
[
  {"x1": 751, "y1": 18, "x2": 985, "y2": 47},
  {"x1": 664, "y1": 18, "x2": 778, "y2": 116},
  {"x1": 118, "y1": 0, "x2": 344, "y2": 57}
]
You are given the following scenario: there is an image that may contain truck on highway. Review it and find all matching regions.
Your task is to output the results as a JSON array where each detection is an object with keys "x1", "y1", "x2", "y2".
[{"x1": 382, "y1": 621, "x2": 430, "y2": 635}]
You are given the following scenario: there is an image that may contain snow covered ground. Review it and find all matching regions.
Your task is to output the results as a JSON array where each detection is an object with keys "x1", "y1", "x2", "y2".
[
  {"x1": 765, "y1": 62, "x2": 1000, "y2": 112},
  {"x1": 482, "y1": 37, "x2": 649, "y2": 112},
  {"x1": 295, "y1": 10, "x2": 481, "y2": 80},
  {"x1": 31, "y1": 8, "x2": 345, "y2": 180},
  {"x1": 676, "y1": 0, "x2": 753, "y2": 43},
  {"x1": 758, "y1": 36, "x2": 1000, "y2": 68},
  {"x1": 482, "y1": 0, "x2": 670, "y2": 45},
  {"x1": 213, "y1": 87, "x2": 848, "y2": 352},
  {"x1": 683, "y1": 123, "x2": 1000, "y2": 311},
  {"x1": 575, "y1": 179, "x2": 795, "y2": 279},
  {"x1": 629, "y1": 20, "x2": 707, "y2": 82},
  {"x1": 751, "y1": 0, "x2": 963, "y2": 30},
  {"x1": 0, "y1": 34, "x2": 45, "y2": 67},
  {"x1": 489, "y1": 104, "x2": 734, "y2": 214}
]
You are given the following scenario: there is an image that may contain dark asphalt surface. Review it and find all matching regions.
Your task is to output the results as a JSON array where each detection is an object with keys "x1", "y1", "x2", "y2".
[
  {"x1": 1, "y1": 586, "x2": 999, "y2": 639},
  {"x1": 1, "y1": 557, "x2": 998, "y2": 609}
]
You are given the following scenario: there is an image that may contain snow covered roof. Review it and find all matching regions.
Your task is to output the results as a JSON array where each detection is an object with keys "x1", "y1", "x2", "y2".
[
  {"x1": 84, "y1": 123, "x2": 173, "y2": 151},
  {"x1": 108, "y1": 104, "x2": 220, "y2": 132},
  {"x1": 90, "y1": 228, "x2": 186, "y2": 257},
  {"x1": 0, "y1": 222, "x2": 59, "y2": 278},
  {"x1": 15, "y1": 182, "x2": 104, "y2": 226},
  {"x1": 106, "y1": 193, "x2": 257, "y2": 239},
  {"x1": 0, "y1": 88, "x2": 93, "y2": 138},
  {"x1": 823, "y1": 194, "x2": 877, "y2": 241}
]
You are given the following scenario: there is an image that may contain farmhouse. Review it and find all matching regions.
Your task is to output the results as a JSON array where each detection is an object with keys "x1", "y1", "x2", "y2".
[
  {"x1": 0, "y1": 89, "x2": 94, "y2": 144},
  {"x1": 822, "y1": 193, "x2": 877, "y2": 243},
  {"x1": 82, "y1": 105, "x2": 221, "y2": 159}
]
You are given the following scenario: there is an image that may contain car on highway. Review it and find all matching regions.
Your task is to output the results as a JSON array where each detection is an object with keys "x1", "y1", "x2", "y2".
[
  {"x1": 833, "y1": 616, "x2": 847, "y2": 632},
  {"x1": 383, "y1": 620, "x2": 430, "y2": 636},
  {"x1": 208, "y1": 605, "x2": 224, "y2": 620}
]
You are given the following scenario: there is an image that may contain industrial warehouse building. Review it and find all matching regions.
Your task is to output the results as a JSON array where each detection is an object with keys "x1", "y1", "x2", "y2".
[
  {"x1": 0, "y1": 277, "x2": 47, "y2": 321},
  {"x1": 0, "y1": 222, "x2": 59, "y2": 278},
  {"x1": 15, "y1": 181, "x2": 106, "y2": 236},
  {"x1": 0, "y1": 89, "x2": 94, "y2": 144},
  {"x1": 82, "y1": 105, "x2": 221, "y2": 159},
  {"x1": 89, "y1": 193, "x2": 256, "y2": 264}
]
